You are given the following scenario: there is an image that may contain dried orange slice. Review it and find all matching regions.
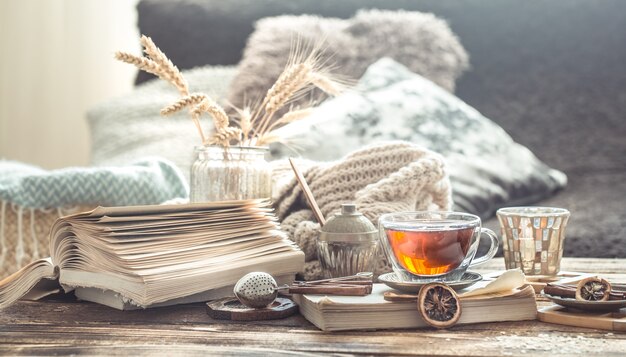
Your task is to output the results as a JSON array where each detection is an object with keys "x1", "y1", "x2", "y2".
[
  {"x1": 418, "y1": 282, "x2": 462, "y2": 329},
  {"x1": 576, "y1": 277, "x2": 612, "y2": 302}
]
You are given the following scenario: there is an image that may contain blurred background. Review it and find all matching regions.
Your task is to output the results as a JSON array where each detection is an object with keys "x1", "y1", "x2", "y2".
[
  {"x1": 0, "y1": 0, "x2": 139, "y2": 169},
  {"x1": 0, "y1": 0, "x2": 624, "y2": 259}
]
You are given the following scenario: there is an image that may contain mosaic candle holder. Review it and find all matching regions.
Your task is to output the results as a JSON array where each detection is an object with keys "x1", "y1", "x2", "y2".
[{"x1": 496, "y1": 207, "x2": 570, "y2": 276}]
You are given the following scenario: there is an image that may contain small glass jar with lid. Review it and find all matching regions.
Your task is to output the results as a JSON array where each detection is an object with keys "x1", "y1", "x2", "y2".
[{"x1": 189, "y1": 146, "x2": 272, "y2": 202}]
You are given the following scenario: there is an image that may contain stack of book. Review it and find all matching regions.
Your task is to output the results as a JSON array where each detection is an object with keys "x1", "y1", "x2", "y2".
[{"x1": 0, "y1": 200, "x2": 304, "y2": 310}]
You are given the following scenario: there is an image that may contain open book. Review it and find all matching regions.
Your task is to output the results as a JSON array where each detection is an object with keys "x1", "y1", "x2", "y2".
[
  {"x1": 294, "y1": 273, "x2": 537, "y2": 331},
  {"x1": 0, "y1": 200, "x2": 304, "y2": 310}
]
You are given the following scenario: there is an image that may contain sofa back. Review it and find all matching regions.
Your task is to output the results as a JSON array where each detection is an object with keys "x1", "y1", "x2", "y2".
[{"x1": 136, "y1": 0, "x2": 626, "y2": 175}]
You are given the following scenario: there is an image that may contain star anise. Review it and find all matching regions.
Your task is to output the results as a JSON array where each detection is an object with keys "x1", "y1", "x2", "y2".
[{"x1": 576, "y1": 277, "x2": 612, "y2": 302}]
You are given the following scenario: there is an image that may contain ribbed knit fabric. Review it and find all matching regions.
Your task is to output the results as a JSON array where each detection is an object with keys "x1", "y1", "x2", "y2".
[{"x1": 272, "y1": 141, "x2": 452, "y2": 280}]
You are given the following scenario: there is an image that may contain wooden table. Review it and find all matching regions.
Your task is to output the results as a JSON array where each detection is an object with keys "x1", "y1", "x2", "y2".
[{"x1": 1, "y1": 258, "x2": 624, "y2": 356}]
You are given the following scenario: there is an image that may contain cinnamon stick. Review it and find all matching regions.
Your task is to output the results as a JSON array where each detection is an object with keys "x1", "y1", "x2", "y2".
[
  {"x1": 545, "y1": 283, "x2": 626, "y2": 300},
  {"x1": 544, "y1": 283, "x2": 576, "y2": 298}
]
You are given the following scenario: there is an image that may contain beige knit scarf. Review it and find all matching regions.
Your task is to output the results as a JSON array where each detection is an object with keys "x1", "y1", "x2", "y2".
[{"x1": 271, "y1": 141, "x2": 452, "y2": 280}]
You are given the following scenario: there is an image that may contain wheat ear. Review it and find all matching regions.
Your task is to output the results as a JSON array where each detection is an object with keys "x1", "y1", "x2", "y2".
[
  {"x1": 114, "y1": 52, "x2": 162, "y2": 78},
  {"x1": 263, "y1": 63, "x2": 311, "y2": 113},
  {"x1": 309, "y1": 72, "x2": 344, "y2": 96},
  {"x1": 194, "y1": 98, "x2": 230, "y2": 132},
  {"x1": 264, "y1": 108, "x2": 313, "y2": 133},
  {"x1": 161, "y1": 93, "x2": 207, "y2": 115},
  {"x1": 239, "y1": 107, "x2": 253, "y2": 140},
  {"x1": 140, "y1": 35, "x2": 189, "y2": 96},
  {"x1": 206, "y1": 126, "x2": 242, "y2": 146},
  {"x1": 255, "y1": 62, "x2": 313, "y2": 136}
]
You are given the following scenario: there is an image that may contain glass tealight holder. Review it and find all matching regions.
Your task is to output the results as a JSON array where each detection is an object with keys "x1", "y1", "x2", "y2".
[
  {"x1": 190, "y1": 146, "x2": 271, "y2": 202},
  {"x1": 496, "y1": 207, "x2": 570, "y2": 276}
]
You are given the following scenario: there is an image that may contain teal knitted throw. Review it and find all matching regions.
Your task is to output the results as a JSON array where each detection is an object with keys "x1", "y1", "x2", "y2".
[{"x1": 0, "y1": 159, "x2": 188, "y2": 208}]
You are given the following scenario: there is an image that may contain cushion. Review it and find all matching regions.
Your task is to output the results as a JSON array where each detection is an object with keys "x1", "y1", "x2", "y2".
[
  {"x1": 269, "y1": 58, "x2": 568, "y2": 218},
  {"x1": 88, "y1": 65, "x2": 237, "y2": 179},
  {"x1": 227, "y1": 9, "x2": 468, "y2": 112},
  {"x1": 135, "y1": 0, "x2": 470, "y2": 85}
]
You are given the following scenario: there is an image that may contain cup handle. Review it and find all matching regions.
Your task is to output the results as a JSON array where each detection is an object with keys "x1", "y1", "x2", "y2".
[{"x1": 470, "y1": 228, "x2": 500, "y2": 267}]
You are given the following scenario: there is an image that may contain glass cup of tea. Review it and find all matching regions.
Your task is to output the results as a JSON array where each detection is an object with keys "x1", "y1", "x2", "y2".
[{"x1": 378, "y1": 211, "x2": 499, "y2": 282}]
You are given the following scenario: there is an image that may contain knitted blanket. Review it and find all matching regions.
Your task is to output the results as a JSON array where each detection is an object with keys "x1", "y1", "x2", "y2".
[
  {"x1": 0, "y1": 159, "x2": 188, "y2": 208},
  {"x1": 272, "y1": 142, "x2": 452, "y2": 280},
  {"x1": 0, "y1": 158, "x2": 188, "y2": 276}
]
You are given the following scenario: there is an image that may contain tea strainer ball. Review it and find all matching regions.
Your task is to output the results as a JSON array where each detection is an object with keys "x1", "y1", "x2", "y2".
[{"x1": 233, "y1": 272, "x2": 278, "y2": 308}]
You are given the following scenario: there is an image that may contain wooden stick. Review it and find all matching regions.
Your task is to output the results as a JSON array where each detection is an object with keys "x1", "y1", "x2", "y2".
[
  {"x1": 314, "y1": 281, "x2": 374, "y2": 286},
  {"x1": 295, "y1": 272, "x2": 373, "y2": 285},
  {"x1": 383, "y1": 291, "x2": 418, "y2": 302},
  {"x1": 288, "y1": 158, "x2": 326, "y2": 226}
]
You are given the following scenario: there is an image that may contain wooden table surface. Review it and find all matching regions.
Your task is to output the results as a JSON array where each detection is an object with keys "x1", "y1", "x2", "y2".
[{"x1": 1, "y1": 258, "x2": 625, "y2": 356}]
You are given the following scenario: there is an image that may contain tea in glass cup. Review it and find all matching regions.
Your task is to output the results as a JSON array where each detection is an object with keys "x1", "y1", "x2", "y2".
[{"x1": 379, "y1": 212, "x2": 499, "y2": 282}]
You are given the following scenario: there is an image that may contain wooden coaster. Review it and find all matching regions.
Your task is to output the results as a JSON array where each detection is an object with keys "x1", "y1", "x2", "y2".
[
  {"x1": 206, "y1": 297, "x2": 298, "y2": 321},
  {"x1": 538, "y1": 305, "x2": 626, "y2": 332},
  {"x1": 483, "y1": 271, "x2": 595, "y2": 293}
]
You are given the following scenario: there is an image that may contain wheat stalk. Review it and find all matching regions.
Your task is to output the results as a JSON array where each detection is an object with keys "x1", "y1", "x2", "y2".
[
  {"x1": 255, "y1": 62, "x2": 313, "y2": 136},
  {"x1": 161, "y1": 93, "x2": 207, "y2": 115},
  {"x1": 309, "y1": 72, "x2": 344, "y2": 96},
  {"x1": 140, "y1": 35, "x2": 189, "y2": 96},
  {"x1": 206, "y1": 126, "x2": 242, "y2": 146},
  {"x1": 194, "y1": 98, "x2": 230, "y2": 132},
  {"x1": 114, "y1": 52, "x2": 162, "y2": 78},
  {"x1": 239, "y1": 107, "x2": 253, "y2": 140},
  {"x1": 117, "y1": 35, "x2": 347, "y2": 149},
  {"x1": 263, "y1": 63, "x2": 312, "y2": 113},
  {"x1": 116, "y1": 36, "x2": 236, "y2": 145},
  {"x1": 264, "y1": 108, "x2": 313, "y2": 133}
]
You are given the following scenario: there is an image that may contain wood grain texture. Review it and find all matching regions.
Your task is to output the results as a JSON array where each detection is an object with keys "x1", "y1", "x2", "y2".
[{"x1": 0, "y1": 258, "x2": 625, "y2": 356}]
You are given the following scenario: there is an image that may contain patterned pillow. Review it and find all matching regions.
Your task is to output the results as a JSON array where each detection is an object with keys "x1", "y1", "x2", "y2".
[{"x1": 270, "y1": 58, "x2": 567, "y2": 218}]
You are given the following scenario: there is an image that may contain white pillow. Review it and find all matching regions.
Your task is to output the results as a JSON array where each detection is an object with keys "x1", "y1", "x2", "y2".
[{"x1": 270, "y1": 58, "x2": 567, "y2": 218}]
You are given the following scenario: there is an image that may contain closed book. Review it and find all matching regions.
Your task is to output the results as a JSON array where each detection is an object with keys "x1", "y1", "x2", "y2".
[{"x1": 294, "y1": 283, "x2": 537, "y2": 331}]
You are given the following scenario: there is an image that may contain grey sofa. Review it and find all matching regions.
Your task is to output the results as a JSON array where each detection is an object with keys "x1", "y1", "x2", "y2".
[{"x1": 133, "y1": 0, "x2": 626, "y2": 258}]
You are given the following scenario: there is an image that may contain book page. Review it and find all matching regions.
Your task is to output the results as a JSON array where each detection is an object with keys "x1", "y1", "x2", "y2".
[
  {"x1": 460, "y1": 269, "x2": 526, "y2": 299},
  {"x1": 0, "y1": 258, "x2": 57, "y2": 309},
  {"x1": 88, "y1": 199, "x2": 266, "y2": 217}
]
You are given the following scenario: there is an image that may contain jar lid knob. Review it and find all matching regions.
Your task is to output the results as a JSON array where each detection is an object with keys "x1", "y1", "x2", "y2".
[{"x1": 341, "y1": 203, "x2": 357, "y2": 215}]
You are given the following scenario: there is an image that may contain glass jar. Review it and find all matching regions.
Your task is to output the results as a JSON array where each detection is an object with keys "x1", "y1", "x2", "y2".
[{"x1": 190, "y1": 146, "x2": 272, "y2": 202}]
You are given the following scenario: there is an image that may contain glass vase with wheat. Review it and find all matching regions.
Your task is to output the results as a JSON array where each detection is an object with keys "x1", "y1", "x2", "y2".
[{"x1": 115, "y1": 36, "x2": 344, "y2": 202}]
